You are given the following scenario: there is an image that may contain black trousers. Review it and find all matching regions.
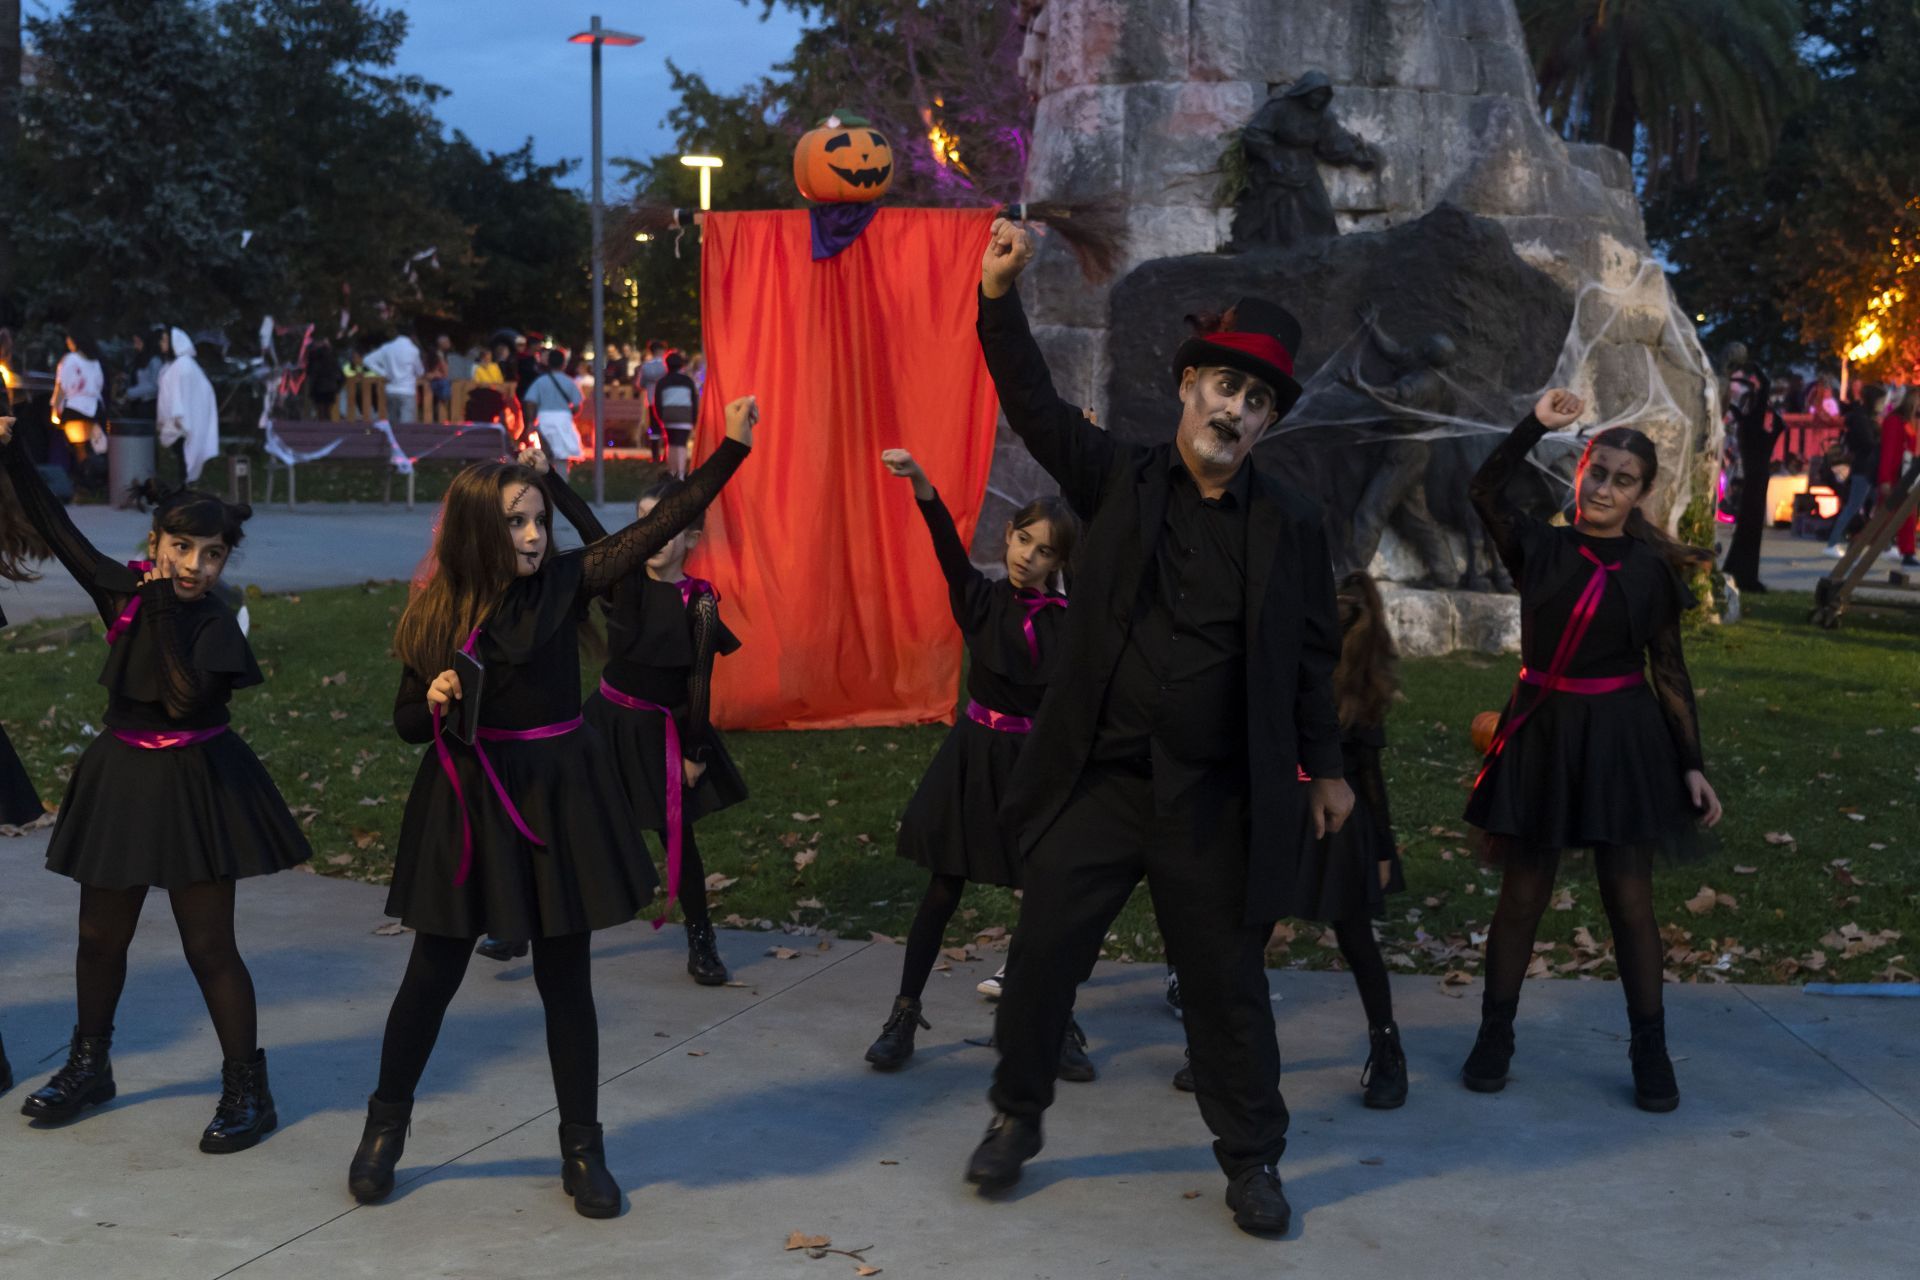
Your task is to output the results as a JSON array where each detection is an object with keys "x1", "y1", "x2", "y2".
[{"x1": 990, "y1": 764, "x2": 1288, "y2": 1178}]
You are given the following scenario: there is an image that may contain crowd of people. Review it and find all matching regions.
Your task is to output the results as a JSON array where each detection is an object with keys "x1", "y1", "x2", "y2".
[{"x1": 0, "y1": 218, "x2": 1726, "y2": 1240}]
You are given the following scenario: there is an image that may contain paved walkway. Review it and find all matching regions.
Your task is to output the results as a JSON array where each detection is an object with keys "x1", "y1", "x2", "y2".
[{"x1": 0, "y1": 829, "x2": 1914, "y2": 1279}]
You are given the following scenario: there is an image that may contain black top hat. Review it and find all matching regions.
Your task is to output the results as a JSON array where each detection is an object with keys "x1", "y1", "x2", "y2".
[{"x1": 1172, "y1": 297, "x2": 1306, "y2": 419}]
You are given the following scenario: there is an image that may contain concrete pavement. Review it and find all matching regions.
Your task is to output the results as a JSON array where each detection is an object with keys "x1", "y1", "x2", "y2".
[{"x1": 0, "y1": 828, "x2": 1915, "y2": 1279}]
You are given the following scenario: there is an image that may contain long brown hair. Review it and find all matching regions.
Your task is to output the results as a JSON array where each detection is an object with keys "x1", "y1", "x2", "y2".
[
  {"x1": 393, "y1": 461, "x2": 548, "y2": 674},
  {"x1": 0, "y1": 469, "x2": 49, "y2": 583},
  {"x1": 1333, "y1": 571, "x2": 1398, "y2": 731},
  {"x1": 1009, "y1": 494, "x2": 1082, "y2": 593},
  {"x1": 1579, "y1": 427, "x2": 1713, "y2": 575}
]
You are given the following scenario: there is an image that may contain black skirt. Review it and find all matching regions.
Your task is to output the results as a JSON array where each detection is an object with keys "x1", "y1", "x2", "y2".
[
  {"x1": 1465, "y1": 682, "x2": 1708, "y2": 865},
  {"x1": 45, "y1": 730, "x2": 312, "y2": 889},
  {"x1": 582, "y1": 690, "x2": 748, "y2": 828},
  {"x1": 385, "y1": 721, "x2": 660, "y2": 940},
  {"x1": 1278, "y1": 742, "x2": 1404, "y2": 922},
  {"x1": 896, "y1": 717, "x2": 1024, "y2": 889},
  {"x1": 0, "y1": 723, "x2": 45, "y2": 828}
]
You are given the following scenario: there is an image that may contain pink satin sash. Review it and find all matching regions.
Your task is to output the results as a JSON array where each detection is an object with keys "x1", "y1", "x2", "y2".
[
  {"x1": 675, "y1": 576, "x2": 716, "y2": 608},
  {"x1": 1476, "y1": 545, "x2": 1628, "y2": 786},
  {"x1": 1012, "y1": 589, "x2": 1066, "y2": 667},
  {"x1": 103, "y1": 560, "x2": 155, "y2": 646},
  {"x1": 431, "y1": 628, "x2": 579, "y2": 886},
  {"x1": 965, "y1": 699, "x2": 1033, "y2": 734},
  {"x1": 112, "y1": 725, "x2": 227, "y2": 750},
  {"x1": 597, "y1": 677, "x2": 683, "y2": 929}
]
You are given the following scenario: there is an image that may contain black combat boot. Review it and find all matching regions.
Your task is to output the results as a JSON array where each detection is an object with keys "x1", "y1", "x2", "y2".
[
  {"x1": 1361, "y1": 1021, "x2": 1408, "y2": 1109},
  {"x1": 1056, "y1": 1015, "x2": 1096, "y2": 1083},
  {"x1": 475, "y1": 936, "x2": 528, "y2": 962},
  {"x1": 864, "y1": 996, "x2": 930, "y2": 1072},
  {"x1": 20, "y1": 1027, "x2": 115, "y2": 1124},
  {"x1": 347, "y1": 1094, "x2": 413, "y2": 1203},
  {"x1": 1461, "y1": 996, "x2": 1518, "y2": 1094},
  {"x1": 964, "y1": 1111, "x2": 1042, "y2": 1191},
  {"x1": 559, "y1": 1121, "x2": 622, "y2": 1218},
  {"x1": 685, "y1": 922, "x2": 728, "y2": 986},
  {"x1": 1628, "y1": 1012, "x2": 1679, "y2": 1113},
  {"x1": 200, "y1": 1048, "x2": 279, "y2": 1153}
]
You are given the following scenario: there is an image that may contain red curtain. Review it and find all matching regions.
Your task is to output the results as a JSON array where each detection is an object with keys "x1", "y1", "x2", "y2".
[{"x1": 689, "y1": 207, "x2": 1001, "y2": 730}]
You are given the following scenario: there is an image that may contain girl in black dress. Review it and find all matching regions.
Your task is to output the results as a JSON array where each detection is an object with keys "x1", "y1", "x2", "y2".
[
  {"x1": 1, "y1": 417, "x2": 310, "y2": 1153},
  {"x1": 511, "y1": 472, "x2": 748, "y2": 986},
  {"x1": 1461, "y1": 389, "x2": 1722, "y2": 1112},
  {"x1": 862, "y1": 450, "x2": 1089, "y2": 1076},
  {"x1": 1172, "y1": 571, "x2": 1410, "y2": 1107},
  {"x1": 346, "y1": 399, "x2": 756, "y2": 1220}
]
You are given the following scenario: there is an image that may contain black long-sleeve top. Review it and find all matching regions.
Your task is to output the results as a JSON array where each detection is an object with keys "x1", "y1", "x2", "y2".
[
  {"x1": 913, "y1": 489, "x2": 1065, "y2": 716},
  {"x1": 3, "y1": 439, "x2": 260, "y2": 731},
  {"x1": 540, "y1": 470, "x2": 739, "y2": 761},
  {"x1": 391, "y1": 438, "x2": 749, "y2": 744},
  {"x1": 1470, "y1": 415, "x2": 1705, "y2": 772}
]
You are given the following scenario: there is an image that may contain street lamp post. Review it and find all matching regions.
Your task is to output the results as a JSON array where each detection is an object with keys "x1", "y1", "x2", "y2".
[
  {"x1": 569, "y1": 16, "x2": 642, "y2": 505},
  {"x1": 679, "y1": 154, "x2": 724, "y2": 211}
]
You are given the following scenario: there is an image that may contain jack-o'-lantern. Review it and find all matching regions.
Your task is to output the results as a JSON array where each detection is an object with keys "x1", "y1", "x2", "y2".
[
  {"x1": 794, "y1": 112, "x2": 894, "y2": 203},
  {"x1": 1470, "y1": 711, "x2": 1501, "y2": 754}
]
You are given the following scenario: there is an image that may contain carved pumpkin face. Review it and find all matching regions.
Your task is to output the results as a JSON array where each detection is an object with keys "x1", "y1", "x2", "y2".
[{"x1": 794, "y1": 113, "x2": 894, "y2": 203}]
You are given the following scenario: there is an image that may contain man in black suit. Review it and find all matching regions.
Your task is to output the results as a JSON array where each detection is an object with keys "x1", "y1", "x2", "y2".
[{"x1": 964, "y1": 219, "x2": 1353, "y2": 1237}]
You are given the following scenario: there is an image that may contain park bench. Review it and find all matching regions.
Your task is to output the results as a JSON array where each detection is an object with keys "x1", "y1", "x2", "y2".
[{"x1": 261, "y1": 419, "x2": 514, "y2": 509}]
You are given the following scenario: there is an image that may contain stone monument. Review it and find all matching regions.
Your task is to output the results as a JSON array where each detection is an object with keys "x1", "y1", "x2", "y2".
[{"x1": 988, "y1": 0, "x2": 1721, "y2": 655}]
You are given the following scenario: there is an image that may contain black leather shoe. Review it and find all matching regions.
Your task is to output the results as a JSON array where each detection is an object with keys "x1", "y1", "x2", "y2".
[
  {"x1": 864, "y1": 996, "x2": 930, "y2": 1072},
  {"x1": 20, "y1": 1027, "x2": 115, "y2": 1124},
  {"x1": 964, "y1": 1111, "x2": 1042, "y2": 1191},
  {"x1": 685, "y1": 922, "x2": 728, "y2": 986},
  {"x1": 1629, "y1": 1014, "x2": 1679, "y2": 1113},
  {"x1": 1, "y1": 1031, "x2": 12, "y2": 1095},
  {"x1": 1056, "y1": 1016, "x2": 1096, "y2": 1083},
  {"x1": 1172, "y1": 1049, "x2": 1195, "y2": 1093},
  {"x1": 347, "y1": 1094, "x2": 413, "y2": 1203},
  {"x1": 1225, "y1": 1164, "x2": 1292, "y2": 1236},
  {"x1": 1461, "y1": 997, "x2": 1517, "y2": 1094},
  {"x1": 559, "y1": 1121, "x2": 622, "y2": 1218},
  {"x1": 1362, "y1": 1021, "x2": 1408, "y2": 1110},
  {"x1": 475, "y1": 936, "x2": 528, "y2": 962},
  {"x1": 200, "y1": 1048, "x2": 278, "y2": 1153}
]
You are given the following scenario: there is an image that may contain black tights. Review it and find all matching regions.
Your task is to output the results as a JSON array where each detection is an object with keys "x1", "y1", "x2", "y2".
[
  {"x1": 76, "y1": 882, "x2": 258, "y2": 1060},
  {"x1": 899, "y1": 874, "x2": 967, "y2": 1001},
  {"x1": 1484, "y1": 846, "x2": 1663, "y2": 1021},
  {"x1": 1331, "y1": 916, "x2": 1396, "y2": 1028},
  {"x1": 375, "y1": 931, "x2": 599, "y2": 1124},
  {"x1": 670, "y1": 820, "x2": 709, "y2": 928}
]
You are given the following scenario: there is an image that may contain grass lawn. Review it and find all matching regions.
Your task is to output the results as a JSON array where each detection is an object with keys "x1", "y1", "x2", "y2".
[{"x1": 3, "y1": 586, "x2": 1915, "y2": 988}]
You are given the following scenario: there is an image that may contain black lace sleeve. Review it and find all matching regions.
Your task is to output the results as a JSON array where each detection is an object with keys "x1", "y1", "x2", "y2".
[
  {"x1": 1470, "y1": 414, "x2": 1552, "y2": 582},
  {"x1": 141, "y1": 581, "x2": 232, "y2": 721},
  {"x1": 683, "y1": 591, "x2": 724, "y2": 762},
  {"x1": 977, "y1": 286, "x2": 1116, "y2": 521},
  {"x1": 572, "y1": 438, "x2": 749, "y2": 601},
  {"x1": 1646, "y1": 610, "x2": 1706, "y2": 773},
  {"x1": 393, "y1": 665, "x2": 435, "y2": 745},
  {"x1": 916, "y1": 490, "x2": 994, "y2": 634},
  {"x1": 541, "y1": 470, "x2": 611, "y2": 543},
  {"x1": 2, "y1": 437, "x2": 138, "y2": 624}
]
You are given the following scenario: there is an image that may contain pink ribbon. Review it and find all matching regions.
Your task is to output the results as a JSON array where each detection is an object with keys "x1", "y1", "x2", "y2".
[
  {"x1": 965, "y1": 699, "x2": 1033, "y2": 734},
  {"x1": 676, "y1": 576, "x2": 716, "y2": 608},
  {"x1": 1475, "y1": 546, "x2": 1625, "y2": 787},
  {"x1": 103, "y1": 560, "x2": 155, "y2": 646},
  {"x1": 430, "y1": 628, "x2": 579, "y2": 887},
  {"x1": 1013, "y1": 589, "x2": 1066, "y2": 667},
  {"x1": 597, "y1": 677, "x2": 683, "y2": 929},
  {"x1": 112, "y1": 725, "x2": 227, "y2": 750}
]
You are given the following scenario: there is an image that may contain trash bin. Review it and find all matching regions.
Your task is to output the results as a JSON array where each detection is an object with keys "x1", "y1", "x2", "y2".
[{"x1": 107, "y1": 416, "x2": 157, "y2": 508}]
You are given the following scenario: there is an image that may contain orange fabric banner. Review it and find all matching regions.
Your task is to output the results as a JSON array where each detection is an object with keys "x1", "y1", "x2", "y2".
[{"x1": 689, "y1": 207, "x2": 1002, "y2": 730}]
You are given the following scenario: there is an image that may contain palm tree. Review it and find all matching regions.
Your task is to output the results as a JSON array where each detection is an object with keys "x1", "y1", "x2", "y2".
[{"x1": 1520, "y1": 0, "x2": 1806, "y2": 184}]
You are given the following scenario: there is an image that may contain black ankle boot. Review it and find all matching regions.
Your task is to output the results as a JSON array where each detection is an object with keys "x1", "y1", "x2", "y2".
[
  {"x1": 964, "y1": 1111, "x2": 1042, "y2": 1191},
  {"x1": 1172, "y1": 1048, "x2": 1196, "y2": 1093},
  {"x1": 20, "y1": 1026, "x2": 115, "y2": 1124},
  {"x1": 475, "y1": 936, "x2": 528, "y2": 962},
  {"x1": 1056, "y1": 1015, "x2": 1096, "y2": 1083},
  {"x1": 200, "y1": 1048, "x2": 278, "y2": 1153},
  {"x1": 1362, "y1": 1021, "x2": 1408, "y2": 1109},
  {"x1": 559, "y1": 1121, "x2": 622, "y2": 1218},
  {"x1": 1629, "y1": 1013, "x2": 1679, "y2": 1113},
  {"x1": 864, "y1": 996, "x2": 929, "y2": 1072},
  {"x1": 685, "y1": 922, "x2": 728, "y2": 986},
  {"x1": 347, "y1": 1094, "x2": 413, "y2": 1203},
  {"x1": 1461, "y1": 997, "x2": 1517, "y2": 1094},
  {"x1": 1, "y1": 1031, "x2": 12, "y2": 1095}
]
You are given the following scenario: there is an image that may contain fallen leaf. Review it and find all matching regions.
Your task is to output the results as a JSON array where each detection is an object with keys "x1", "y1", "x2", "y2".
[
  {"x1": 1733, "y1": 865, "x2": 1758, "y2": 875},
  {"x1": 326, "y1": 853, "x2": 353, "y2": 866},
  {"x1": 705, "y1": 873, "x2": 739, "y2": 891},
  {"x1": 1763, "y1": 831, "x2": 1796, "y2": 846},
  {"x1": 785, "y1": 1231, "x2": 831, "y2": 1251},
  {"x1": 791, "y1": 811, "x2": 822, "y2": 822},
  {"x1": 869, "y1": 932, "x2": 896, "y2": 944},
  {"x1": 767, "y1": 946, "x2": 801, "y2": 960},
  {"x1": 856, "y1": 1267, "x2": 881, "y2": 1277},
  {"x1": 1359, "y1": 1156, "x2": 1385, "y2": 1166},
  {"x1": 879, "y1": 1159, "x2": 898, "y2": 1165},
  {"x1": 793, "y1": 849, "x2": 818, "y2": 873},
  {"x1": 687, "y1": 1050, "x2": 708, "y2": 1057},
  {"x1": 795, "y1": 897, "x2": 825, "y2": 909},
  {"x1": 1682, "y1": 885, "x2": 1720, "y2": 916},
  {"x1": 372, "y1": 921, "x2": 409, "y2": 936},
  {"x1": 1182, "y1": 1190, "x2": 1203, "y2": 1199},
  {"x1": 320, "y1": 671, "x2": 347, "y2": 687},
  {"x1": 351, "y1": 826, "x2": 379, "y2": 850}
]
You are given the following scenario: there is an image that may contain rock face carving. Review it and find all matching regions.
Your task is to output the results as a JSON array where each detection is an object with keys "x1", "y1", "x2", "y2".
[{"x1": 989, "y1": 0, "x2": 1721, "y2": 655}]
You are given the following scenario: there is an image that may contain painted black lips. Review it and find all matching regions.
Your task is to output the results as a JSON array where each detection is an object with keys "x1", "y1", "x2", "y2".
[{"x1": 829, "y1": 162, "x2": 892, "y2": 188}]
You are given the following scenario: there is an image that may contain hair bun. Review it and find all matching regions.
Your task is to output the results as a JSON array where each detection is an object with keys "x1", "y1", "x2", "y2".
[{"x1": 228, "y1": 502, "x2": 254, "y2": 524}]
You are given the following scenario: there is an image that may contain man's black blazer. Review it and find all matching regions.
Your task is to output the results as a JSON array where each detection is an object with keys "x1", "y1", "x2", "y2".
[{"x1": 978, "y1": 287, "x2": 1344, "y2": 924}]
